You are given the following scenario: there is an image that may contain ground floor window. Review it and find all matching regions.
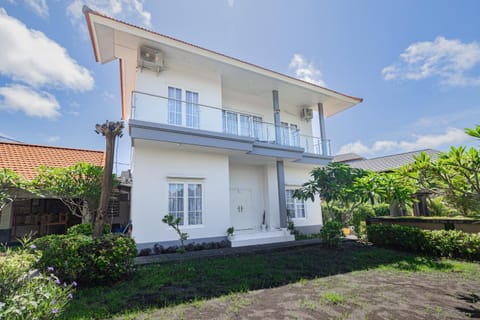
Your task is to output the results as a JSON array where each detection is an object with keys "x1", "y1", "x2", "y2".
[
  {"x1": 285, "y1": 189, "x2": 305, "y2": 219},
  {"x1": 168, "y1": 182, "x2": 203, "y2": 226}
]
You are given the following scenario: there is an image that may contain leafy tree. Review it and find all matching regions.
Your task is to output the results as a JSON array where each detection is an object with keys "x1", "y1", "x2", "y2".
[
  {"x1": 407, "y1": 146, "x2": 480, "y2": 215},
  {"x1": 0, "y1": 168, "x2": 27, "y2": 211},
  {"x1": 465, "y1": 124, "x2": 480, "y2": 139},
  {"x1": 374, "y1": 171, "x2": 416, "y2": 216},
  {"x1": 294, "y1": 163, "x2": 367, "y2": 224},
  {"x1": 32, "y1": 163, "x2": 103, "y2": 223}
]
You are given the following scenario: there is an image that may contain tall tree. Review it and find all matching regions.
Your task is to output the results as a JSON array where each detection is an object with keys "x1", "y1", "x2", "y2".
[
  {"x1": 32, "y1": 163, "x2": 103, "y2": 223},
  {"x1": 94, "y1": 121, "x2": 123, "y2": 238}
]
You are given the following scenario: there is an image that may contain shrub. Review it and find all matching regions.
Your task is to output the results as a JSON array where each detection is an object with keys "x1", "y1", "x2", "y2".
[
  {"x1": 366, "y1": 223, "x2": 480, "y2": 261},
  {"x1": 372, "y1": 203, "x2": 390, "y2": 216},
  {"x1": 0, "y1": 241, "x2": 74, "y2": 319},
  {"x1": 350, "y1": 205, "x2": 375, "y2": 237},
  {"x1": 321, "y1": 204, "x2": 348, "y2": 225},
  {"x1": 320, "y1": 220, "x2": 343, "y2": 247},
  {"x1": 67, "y1": 223, "x2": 111, "y2": 236},
  {"x1": 34, "y1": 233, "x2": 137, "y2": 285}
]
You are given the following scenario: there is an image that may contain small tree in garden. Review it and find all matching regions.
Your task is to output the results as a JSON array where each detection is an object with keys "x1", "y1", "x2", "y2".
[
  {"x1": 162, "y1": 214, "x2": 189, "y2": 253},
  {"x1": 94, "y1": 121, "x2": 124, "y2": 238},
  {"x1": 375, "y1": 171, "x2": 416, "y2": 216},
  {"x1": 32, "y1": 163, "x2": 103, "y2": 223},
  {"x1": 0, "y1": 168, "x2": 26, "y2": 211},
  {"x1": 293, "y1": 163, "x2": 367, "y2": 224},
  {"x1": 405, "y1": 145, "x2": 480, "y2": 216}
]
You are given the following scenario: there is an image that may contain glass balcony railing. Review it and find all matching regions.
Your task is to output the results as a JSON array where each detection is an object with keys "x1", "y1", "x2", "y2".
[{"x1": 131, "y1": 91, "x2": 332, "y2": 156}]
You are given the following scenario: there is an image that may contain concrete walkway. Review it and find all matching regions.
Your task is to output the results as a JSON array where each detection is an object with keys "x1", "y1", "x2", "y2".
[{"x1": 135, "y1": 239, "x2": 324, "y2": 265}]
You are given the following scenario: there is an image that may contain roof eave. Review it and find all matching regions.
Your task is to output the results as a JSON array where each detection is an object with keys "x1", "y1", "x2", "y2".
[{"x1": 82, "y1": 6, "x2": 363, "y2": 106}]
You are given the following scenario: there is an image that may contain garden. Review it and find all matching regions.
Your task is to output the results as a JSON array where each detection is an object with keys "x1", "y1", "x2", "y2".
[{"x1": 1, "y1": 126, "x2": 480, "y2": 319}]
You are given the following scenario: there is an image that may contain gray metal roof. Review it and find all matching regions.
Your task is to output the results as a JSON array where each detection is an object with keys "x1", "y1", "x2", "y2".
[
  {"x1": 335, "y1": 149, "x2": 441, "y2": 172},
  {"x1": 332, "y1": 153, "x2": 365, "y2": 163}
]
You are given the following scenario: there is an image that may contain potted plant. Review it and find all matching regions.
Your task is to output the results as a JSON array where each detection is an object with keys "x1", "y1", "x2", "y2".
[
  {"x1": 261, "y1": 210, "x2": 267, "y2": 232},
  {"x1": 226, "y1": 226, "x2": 235, "y2": 241}
]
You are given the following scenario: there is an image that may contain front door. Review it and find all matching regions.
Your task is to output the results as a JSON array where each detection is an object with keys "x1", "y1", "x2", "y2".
[{"x1": 230, "y1": 188, "x2": 254, "y2": 230}]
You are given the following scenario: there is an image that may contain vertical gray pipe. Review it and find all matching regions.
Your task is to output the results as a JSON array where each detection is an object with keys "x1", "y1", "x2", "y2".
[{"x1": 273, "y1": 90, "x2": 287, "y2": 228}]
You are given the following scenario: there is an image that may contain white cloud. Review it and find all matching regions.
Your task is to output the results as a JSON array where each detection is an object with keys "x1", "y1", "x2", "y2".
[
  {"x1": 102, "y1": 91, "x2": 115, "y2": 100},
  {"x1": 66, "y1": 110, "x2": 80, "y2": 116},
  {"x1": 47, "y1": 136, "x2": 60, "y2": 142},
  {"x1": 0, "y1": 9, "x2": 94, "y2": 90},
  {"x1": 288, "y1": 54, "x2": 325, "y2": 86},
  {"x1": 227, "y1": 0, "x2": 234, "y2": 7},
  {"x1": 0, "y1": 84, "x2": 60, "y2": 119},
  {"x1": 338, "y1": 127, "x2": 470, "y2": 156},
  {"x1": 382, "y1": 37, "x2": 480, "y2": 87},
  {"x1": 67, "y1": 0, "x2": 151, "y2": 28},
  {"x1": 24, "y1": 0, "x2": 48, "y2": 17}
]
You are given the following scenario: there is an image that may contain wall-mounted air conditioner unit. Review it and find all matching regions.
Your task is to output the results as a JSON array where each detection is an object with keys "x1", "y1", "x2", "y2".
[
  {"x1": 301, "y1": 108, "x2": 314, "y2": 121},
  {"x1": 138, "y1": 46, "x2": 164, "y2": 73}
]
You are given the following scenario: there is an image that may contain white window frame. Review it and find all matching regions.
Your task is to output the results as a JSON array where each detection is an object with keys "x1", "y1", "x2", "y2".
[
  {"x1": 168, "y1": 180, "x2": 204, "y2": 227},
  {"x1": 167, "y1": 86, "x2": 200, "y2": 128},
  {"x1": 285, "y1": 188, "x2": 306, "y2": 219},
  {"x1": 222, "y1": 109, "x2": 264, "y2": 139}
]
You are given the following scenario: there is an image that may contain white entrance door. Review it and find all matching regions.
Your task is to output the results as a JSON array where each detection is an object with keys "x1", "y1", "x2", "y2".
[{"x1": 230, "y1": 188, "x2": 254, "y2": 230}]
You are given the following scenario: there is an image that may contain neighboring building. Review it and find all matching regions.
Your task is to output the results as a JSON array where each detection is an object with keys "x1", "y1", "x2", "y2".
[
  {"x1": 83, "y1": 7, "x2": 362, "y2": 247},
  {"x1": 335, "y1": 149, "x2": 441, "y2": 172},
  {"x1": 0, "y1": 142, "x2": 108, "y2": 242}
]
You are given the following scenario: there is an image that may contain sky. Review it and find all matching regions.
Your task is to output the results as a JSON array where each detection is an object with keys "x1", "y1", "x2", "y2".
[{"x1": 1, "y1": 0, "x2": 480, "y2": 173}]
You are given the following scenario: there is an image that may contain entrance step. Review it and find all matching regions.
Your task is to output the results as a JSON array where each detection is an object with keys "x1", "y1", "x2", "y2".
[{"x1": 230, "y1": 230, "x2": 295, "y2": 247}]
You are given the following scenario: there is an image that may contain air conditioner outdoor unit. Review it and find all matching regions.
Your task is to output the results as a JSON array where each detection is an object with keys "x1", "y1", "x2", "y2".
[
  {"x1": 301, "y1": 108, "x2": 314, "y2": 121},
  {"x1": 138, "y1": 46, "x2": 164, "y2": 73}
]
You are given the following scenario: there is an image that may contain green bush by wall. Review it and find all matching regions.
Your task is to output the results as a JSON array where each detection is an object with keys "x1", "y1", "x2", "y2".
[
  {"x1": 34, "y1": 231, "x2": 137, "y2": 286},
  {"x1": 366, "y1": 223, "x2": 480, "y2": 261}
]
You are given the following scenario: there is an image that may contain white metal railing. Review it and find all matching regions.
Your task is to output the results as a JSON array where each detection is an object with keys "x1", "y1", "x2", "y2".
[{"x1": 131, "y1": 91, "x2": 332, "y2": 156}]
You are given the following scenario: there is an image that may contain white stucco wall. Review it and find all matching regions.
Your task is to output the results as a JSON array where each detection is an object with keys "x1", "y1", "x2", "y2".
[
  {"x1": 284, "y1": 164, "x2": 323, "y2": 228},
  {"x1": 130, "y1": 141, "x2": 230, "y2": 244}
]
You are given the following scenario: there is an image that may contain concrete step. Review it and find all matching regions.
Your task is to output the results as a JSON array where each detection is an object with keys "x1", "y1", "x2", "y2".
[{"x1": 230, "y1": 230, "x2": 295, "y2": 247}]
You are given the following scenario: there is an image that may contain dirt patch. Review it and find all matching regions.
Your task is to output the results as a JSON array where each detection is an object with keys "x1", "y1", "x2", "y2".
[{"x1": 133, "y1": 269, "x2": 479, "y2": 320}]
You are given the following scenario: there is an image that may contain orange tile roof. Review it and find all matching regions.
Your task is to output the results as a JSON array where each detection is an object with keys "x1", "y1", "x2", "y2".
[{"x1": 0, "y1": 142, "x2": 105, "y2": 180}]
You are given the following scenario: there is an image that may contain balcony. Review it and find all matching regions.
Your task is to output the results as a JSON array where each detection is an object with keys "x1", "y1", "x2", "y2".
[{"x1": 130, "y1": 91, "x2": 332, "y2": 157}]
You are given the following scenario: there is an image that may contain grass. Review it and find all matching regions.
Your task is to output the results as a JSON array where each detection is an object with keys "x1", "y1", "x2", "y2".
[
  {"x1": 321, "y1": 292, "x2": 346, "y2": 305},
  {"x1": 61, "y1": 243, "x2": 480, "y2": 319}
]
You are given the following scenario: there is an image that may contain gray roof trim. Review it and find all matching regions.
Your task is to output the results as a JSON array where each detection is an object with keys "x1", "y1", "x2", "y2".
[{"x1": 128, "y1": 119, "x2": 333, "y2": 163}]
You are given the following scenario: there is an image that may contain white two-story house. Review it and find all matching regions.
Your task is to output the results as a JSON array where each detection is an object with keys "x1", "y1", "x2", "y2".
[{"x1": 84, "y1": 7, "x2": 362, "y2": 248}]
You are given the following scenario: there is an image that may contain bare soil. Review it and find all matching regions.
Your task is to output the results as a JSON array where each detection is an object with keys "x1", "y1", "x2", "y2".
[{"x1": 127, "y1": 266, "x2": 480, "y2": 320}]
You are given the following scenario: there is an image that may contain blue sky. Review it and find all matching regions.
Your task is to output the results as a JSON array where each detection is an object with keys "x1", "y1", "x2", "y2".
[{"x1": 1, "y1": 0, "x2": 479, "y2": 173}]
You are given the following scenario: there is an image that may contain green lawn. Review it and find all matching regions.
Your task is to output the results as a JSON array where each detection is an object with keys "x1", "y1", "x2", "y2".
[{"x1": 61, "y1": 243, "x2": 480, "y2": 319}]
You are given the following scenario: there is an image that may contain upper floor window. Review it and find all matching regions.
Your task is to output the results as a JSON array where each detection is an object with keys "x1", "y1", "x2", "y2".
[
  {"x1": 168, "y1": 87, "x2": 182, "y2": 126},
  {"x1": 168, "y1": 87, "x2": 199, "y2": 129},
  {"x1": 285, "y1": 189, "x2": 305, "y2": 219},
  {"x1": 222, "y1": 110, "x2": 264, "y2": 139},
  {"x1": 280, "y1": 122, "x2": 300, "y2": 147}
]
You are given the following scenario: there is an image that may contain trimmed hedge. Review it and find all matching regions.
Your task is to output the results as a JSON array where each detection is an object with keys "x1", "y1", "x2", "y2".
[
  {"x1": 366, "y1": 223, "x2": 480, "y2": 261},
  {"x1": 33, "y1": 233, "x2": 137, "y2": 285}
]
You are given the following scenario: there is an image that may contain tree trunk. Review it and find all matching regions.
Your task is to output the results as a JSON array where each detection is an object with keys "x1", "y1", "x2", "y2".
[
  {"x1": 390, "y1": 200, "x2": 401, "y2": 216},
  {"x1": 93, "y1": 121, "x2": 123, "y2": 238},
  {"x1": 94, "y1": 132, "x2": 114, "y2": 237},
  {"x1": 81, "y1": 201, "x2": 91, "y2": 224}
]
